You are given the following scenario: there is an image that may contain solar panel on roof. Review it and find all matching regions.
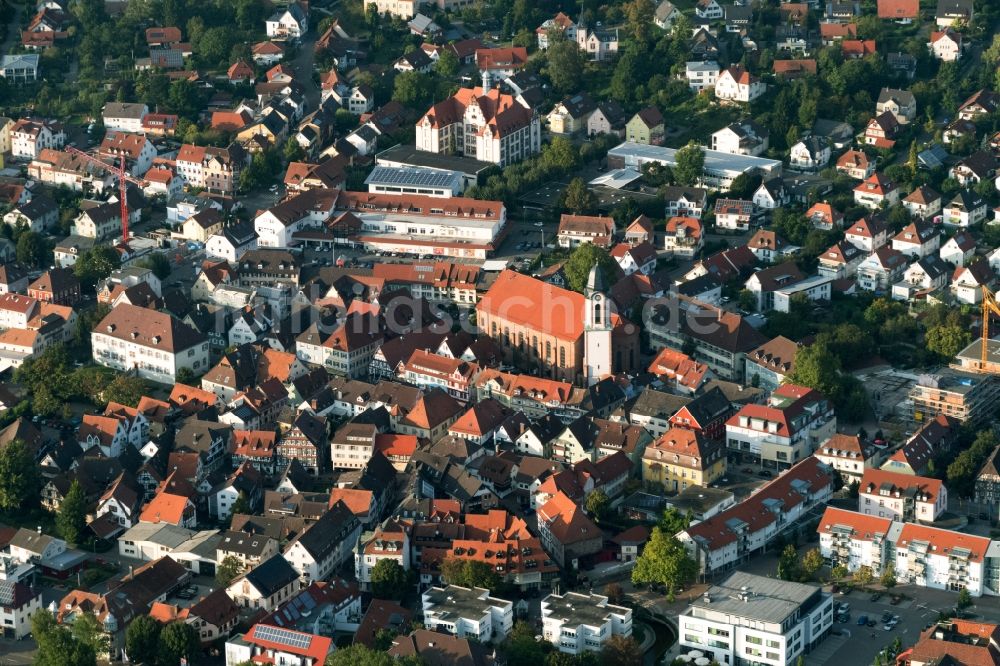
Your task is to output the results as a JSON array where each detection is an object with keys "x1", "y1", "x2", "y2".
[
  {"x1": 253, "y1": 624, "x2": 313, "y2": 650},
  {"x1": 365, "y1": 166, "x2": 459, "y2": 189}
]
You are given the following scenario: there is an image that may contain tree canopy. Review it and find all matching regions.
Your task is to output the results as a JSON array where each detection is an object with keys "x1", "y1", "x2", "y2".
[{"x1": 631, "y1": 526, "x2": 698, "y2": 595}]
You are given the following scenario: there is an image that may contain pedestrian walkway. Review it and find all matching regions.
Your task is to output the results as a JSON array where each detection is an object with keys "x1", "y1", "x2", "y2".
[{"x1": 806, "y1": 633, "x2": 849, "y2": 665}]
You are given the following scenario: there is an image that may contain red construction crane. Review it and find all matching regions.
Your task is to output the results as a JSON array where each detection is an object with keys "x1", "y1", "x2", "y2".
[{"x1": 65, "y1": 146, "x2": 144, "y2": 244}]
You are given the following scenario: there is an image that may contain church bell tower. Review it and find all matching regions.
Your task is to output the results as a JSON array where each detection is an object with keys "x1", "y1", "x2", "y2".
[{"x1": 584, "y1": 264, "x2": 613, "y2": 386}]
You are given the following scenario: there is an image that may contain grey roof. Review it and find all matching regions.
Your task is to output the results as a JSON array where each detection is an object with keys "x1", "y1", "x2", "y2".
[
  {"x1": 878, "y1": 88, "x2": 915, "y2": 106},
  {"x1": 690, "y1": 571, "x2": 824, "y2": 623},
  {"x1": 243, "y1": 554, "x2": 299, "y2": 595},
  {"x1": 103, "y1": 102, "x2": 147, "y2": 119},
  {"x1": 664, "y1": 485, "x2": 734, "y2": 515},
  {"x1": 543, "y1": 591, "x2": 629, "y2": 627},
  {"x1": 1, "y1": 53, "x2": 39, "y2": 71},
  {"x1": 364, "y1": 166, "x2": 462, "y2": 190}
]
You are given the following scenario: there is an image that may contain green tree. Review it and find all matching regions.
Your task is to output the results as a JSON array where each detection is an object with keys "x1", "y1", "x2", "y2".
[
  {"x1": 102, "y1": 374, "x2": 149, "y2": 407},
  {"x1": 136, "y1": 252, "x2": 172, "y2": 280},
  {"x1": 957, "y1": 587, "x2": 973, "y2": 611},
  {"x1": 584, "y1": 489, "x2": 610, "y2": 520},
  {"x1": 33, "y1": 610, "x2": 97, "y2": 666},
  {"x1": 545, "y1": 38, "x2": 585, "y2": 95},
  {"x1": 831, "y1": 564, "x2": 849, "y2": 580},
  {"x1": 215, "y1": 555, "x2": 244, "y2": 586},
  {"x1": 880, "y1": 564, "x2": 896, "y2": 589},
  {"x1": 801, "y1": 548, "x2": 825, "y2": 582},
  {"x1": 435, "y1": 48, "x2": 459, "y2": 78},
  {"x1": 855, "y1": 565, "x2": 874, "y2": 590},
  {"x1": 57, "y1": 480, "x2": 88, "y2": 547},
  {"x1": 125, "y1": 615, "x2": 162, "y2": 665},
  {"x1": 74, "y1": 246, "x2": 121, "y2": 291},
  {"x1": 370, "y1": 559, "x2": 408, "y2": 599},
  {"x1": 325, "y1": 644, "x2": 415, "y2": 666},
  {"x1": 72, "y1": 612, "x2": 110, "y2": 658},
  {"x1": 600, "y1": 635, "x2": 643, "y2": 666},
  {"x1": 229, "y1": 491, "x2": 252, "y2": 518},
  {"x1": 631, "y1": 526, "x2": 698, "y2": 595},
  {"x1": 926, "y1": 324, "x2": 972, "y2": 360},
  {"x1": 787, "y1": 343, "x2": 843, "y2": 401},
  {"x1": 0, "y1": 439, "x2": 40, "y2": 511},
  {"x1": 392, "y1": 71, "x2": 432, "y2": 108},
  {"x1": 157, "y1": 621, "x2": 199, "y2": 666},
  {"x1": 284, "y1": 137, "x2": 306, "y2": 163},
  {"x1": 502, "y1": 620, "x2": 546, "y2": 666},
  {"x1": 542, "y1": 136, "x2": 581, "y2": 172},
  {"x1": 440, "y1": 558, "x2": 501, "y2": 591},
  {"x1": 563, "y1": 177, "x2": 597, "y2": 214},
  {"x1": 16, "y1": 231, "x2": 49, "y2": 268},
  {"x1": 673, "y1": 142, "x2": 704, "y2": 186},
  {"x1": 659, "y1": 506, "x2": 692, "y2": 534},
  {"x1": 778, "y1": 544, "x2": 800, "y2": 581},
  {"x1": 563, "y1": 243, "x2": 617, "y2": 293}
]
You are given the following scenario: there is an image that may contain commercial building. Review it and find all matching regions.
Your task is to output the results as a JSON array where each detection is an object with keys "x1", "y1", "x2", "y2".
[
  {"x1": 364, "y1": 165, "x2": 463, "y2": 198},
  {"x1": 678, "y1": 572, "x2": 833, "y2": 666},
  {"x1": 606, "y1": 142, "x2": 782, "y2": 190},
  {"x1": 541, "y1": 591, "x2": 632, "y2": 655},
  {"x1": 678, "y1": 458, "x2": 835, "y2": 576}
]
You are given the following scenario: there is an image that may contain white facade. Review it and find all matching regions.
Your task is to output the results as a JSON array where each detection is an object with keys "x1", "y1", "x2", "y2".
[
  {"x1": 541, "y1": 592, "x2": 632, "y2": 655},
  {"x1": 422, "y1": 586, "x2": 514, "y2": 643},
  {"x1": 92, "y1": 328, "x2": 210, "y2": 384},
  {"x1": 715, "y1": 67, "x2": 765, "y2": 103},
  {"x1": 685, "y1": 61, "x2": 720, "y2": 92},
  {"x1": 678, "y1": 573, "x2": 833, "y2": 666},
  {"x1": 11, "y1": 121, "x2": 64, "y2": 160}
]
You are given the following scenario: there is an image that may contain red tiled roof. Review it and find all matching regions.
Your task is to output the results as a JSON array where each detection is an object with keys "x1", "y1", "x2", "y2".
[{"x1": 817, "y1": 506, "x2": 893, "y2": 541}]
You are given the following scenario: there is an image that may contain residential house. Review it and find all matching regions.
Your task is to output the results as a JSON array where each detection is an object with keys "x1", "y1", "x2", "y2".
[
  {"x1": 903, "y1": 186, "x2": 942, "y2": 219},
  {"x1": 876, "y1": 88, "x2": 917, "y2": 124},
  {"x1": 711, "y1": 120, "x2": 769, "y2": 156},
  {"x1": 891, "y1": 220, "x2": 940, "y2": 259},
  {"x1": 857, "y1": 246, "x2": 908, "y2": 292},
  {"x1": 942, "y1": 190, "x2": 987, "y2": 227},
  {"x1": 625, "y1": 107, "x2": 664, "y2": 145},
  {"x1": 836, "y1": 149, "x2": 874, "y2": 180},
  {"x1": 715, "y1": 65, "x2": 765, "y2": 103},
  {"x1": 854, "y1": 173, "x2": 900, "y2": 208},
  {"x1": 929, "y1": 29, "x2": 963, "y2": 61}
]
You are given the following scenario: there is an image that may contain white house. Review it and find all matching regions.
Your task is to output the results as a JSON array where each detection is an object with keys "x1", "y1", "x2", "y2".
[
  {"x1": 711, "y1": 120, "x2": 769, "y2": 156},
  {"x1": 929, "y1": 29, "x2": 962, "y2": 61},
  {"x1": 541, "y1": 592, "x2": 632, "y2": 655},
  {"x1": 891, "y1": 220, "x2": 940, "y2": 259},
  {"x1": 715, "y1": 65, "x2": 765, "y2": 103},
  {"x1": 282, "y1": 506, "x2": 361, "y2": 584},
  {"x1": 939, "y1": 230, "x2": 976, "y2": 267},
  {"x1": 788, "y1": 136, "x2": 831, "y2": 172},
  {"x1": 942, "y1": 190, "x2": 987, "y2": 227},
  {"x1": 818, "y1": 507, "x2": 894, "y2": 574},
  {"x1": 685, "y1": 61, "x2": 720, "y2": 92},
  {"x1": 844, "y1": 216, "x2": 888, "y2": 253},
  {"x1": 857, "y1": 246, "x2": 908, "y2": 292},
  {"x1": 10, "y1": 118, "x2": 64, "y2": 160},
  {"x1": 903, "y1": 185, "x2": 942, "y2": 219},
  {"x1": 91, "y1": 304, "x2": 209, "y2": 383},
  {"x1": 752, "y1": 177, "x2": 787, "y2": 210},
  {"x1": 266, "y1": 3, "x2": 308, "y2": 42},
  {"x1": 892, "y1": 255, "x2": 950, "y2": 301},
  {"x1": 713, "y1": 198, "x2": 754, "y2": 231},
  {"x1": 102, "y1": 102, "x2": 149, "y2": 133},
  {"x1": 695, "y1": 0, "x2": 724, "y2": 20},
  {"x1": 858, "y1": 468, "x2": 947, "y2": 523}
]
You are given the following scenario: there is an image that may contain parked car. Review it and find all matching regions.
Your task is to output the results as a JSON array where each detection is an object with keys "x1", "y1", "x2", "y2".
[
  {"x1": 760, "y1": 470, "x2": 773, "y2": 478},
  {"x1": 870, "y1": 592, "x2": 882, "y2": 602},
  {"x1": 857, "y1": 615, "x2": 868, "y2": 626}
]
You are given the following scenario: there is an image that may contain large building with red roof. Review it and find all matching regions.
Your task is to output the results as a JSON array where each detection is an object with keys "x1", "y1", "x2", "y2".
[
  {"x1": 678, "y1": 457, "x2": 836, "y2": 575},
  {"x1": 415, "y1": 86, "x2": 541, "y2": 166},
  {"x1": 476, "y1": 270, "x2": 639, "y2": 385}
]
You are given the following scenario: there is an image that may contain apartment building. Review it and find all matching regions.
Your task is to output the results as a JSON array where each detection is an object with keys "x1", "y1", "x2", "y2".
[
  {"x1": 909, "y1": 370, "x2": 1000, "y2": 428},
  {"x1": 175, "y1": 143, "x2": 246, "y2": 194},
  {"x1": 859, "y1": 468, "x2": 947, "y2": 523},
  {"x1": 678, "y1": 458, "x2": 835, "y2": 576},
  {"x1": 541, "y1": 591, "x2": 632, "y2": 655},
  {"x1": 422, "y1": 585, "x2": 513, "y2": 643},
  {"x1": 91, "y1": 304, "x2": 209, "y2": 383},
  {"x1": 678, "y1": 572, "x2": 833, "y2": 666},
  {"x1": 818, "y1": 506, "x2": 894, "y2": 575},
  {"x1": 725, "y1": 384, "x2": 837, "y2": 470},
  {"x1": 10, "y1": 118, "x2": 64, "y2": 160}
]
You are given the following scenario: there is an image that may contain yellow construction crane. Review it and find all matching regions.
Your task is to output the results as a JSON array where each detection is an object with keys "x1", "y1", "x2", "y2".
[{"x1": 982, "y1": 286, "x2": 1000, "y2": 366}]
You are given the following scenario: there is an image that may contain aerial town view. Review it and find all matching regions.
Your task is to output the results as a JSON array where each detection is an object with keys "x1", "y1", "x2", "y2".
[{"x1": 0, "y1": 0, "x2": 999, "y2": 664}]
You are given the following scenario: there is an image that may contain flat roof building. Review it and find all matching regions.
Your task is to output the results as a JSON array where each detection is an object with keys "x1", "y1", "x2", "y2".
[
  {"x1": 422, "y1": 585, "x2": 513, "y2": 644},
  {"x1": 679, "y1": 571, "x2": 833, "y2": 666},
  {"x1": 606, "y1": 141, "x2": 782, "y2": 190},
  {"x1": 541, "y1": 591, "x2": 632, "y2": 655},
  {"x1": 364, "y1": 165, "x2": 464, "y2": 198}
]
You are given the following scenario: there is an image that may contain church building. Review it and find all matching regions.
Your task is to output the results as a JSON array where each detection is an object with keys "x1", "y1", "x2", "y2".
[{"x1": 476, "y1": 268, "x2": 638, "y2": 385}]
